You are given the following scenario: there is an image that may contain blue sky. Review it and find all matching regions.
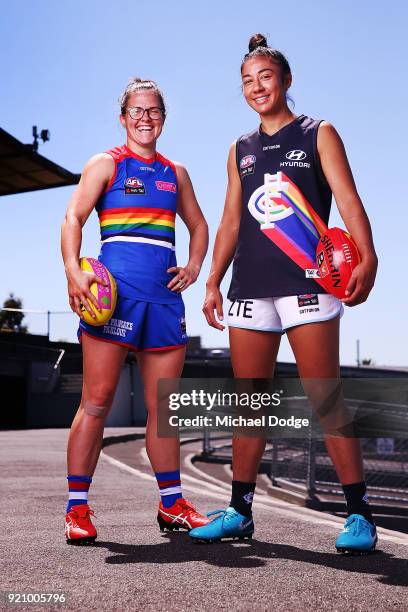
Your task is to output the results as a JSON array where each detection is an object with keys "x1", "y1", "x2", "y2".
[{"x1": 1, "y1": 0, "x2": 407, "y2": 366}]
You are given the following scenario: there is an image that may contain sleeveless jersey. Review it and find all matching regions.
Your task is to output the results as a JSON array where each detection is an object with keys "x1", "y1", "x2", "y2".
[
  {"x1": 95, "y1": 145, "x2": 181, "y2": 303},
  {"x1": 227, "y1": 115, "x2": 332, "y2": 299}
]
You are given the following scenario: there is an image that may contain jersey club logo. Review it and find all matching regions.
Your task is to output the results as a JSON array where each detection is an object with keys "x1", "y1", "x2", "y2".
[
  {"x1": 248, "y1": 172, "x2": 294, "y2": 224},
  {"x1": 247, "y1": 171, "x2": 329, "y2": 290}
]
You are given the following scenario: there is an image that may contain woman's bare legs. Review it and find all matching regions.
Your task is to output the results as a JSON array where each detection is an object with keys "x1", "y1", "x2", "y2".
[
  {"x1": 229, "y1": 327, "x2": 281, "y2": 481},
  {"x1": 136, "y1": 346, "x2": 186, "y2": 472},
  {"x1": 287, "y1": 317, "x2": 364, "y2": 484},
  {"x1": 67, "y1": 334, "x2": 128, "y2": 476}
]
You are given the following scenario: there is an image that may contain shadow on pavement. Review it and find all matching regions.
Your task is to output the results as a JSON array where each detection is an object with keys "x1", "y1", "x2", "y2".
[{"x1": 96, "y1": 534, "x2": 408, "y2": 587}]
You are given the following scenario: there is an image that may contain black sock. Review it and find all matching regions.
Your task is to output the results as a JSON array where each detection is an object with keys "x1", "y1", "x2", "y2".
[
  {"x1": 230, "y1": 480, "x2": 256, "y2": 517},
  {"x1": 342, "y1": 481, "x2": 374, "y2": 524}
]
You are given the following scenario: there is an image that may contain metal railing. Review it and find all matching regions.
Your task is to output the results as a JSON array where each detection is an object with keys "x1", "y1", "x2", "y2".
[{"x1": 200, "y1": 429, "x2": 408, "y2": 506}]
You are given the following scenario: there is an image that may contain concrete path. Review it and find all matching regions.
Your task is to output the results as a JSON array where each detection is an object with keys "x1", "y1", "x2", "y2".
[{"x1": 1, "y1": 429, "x2": 407, "y2": 611}]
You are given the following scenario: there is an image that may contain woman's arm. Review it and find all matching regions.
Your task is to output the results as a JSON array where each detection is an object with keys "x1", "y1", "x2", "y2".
[
  {"x1": 202, "y1": 141, "x2": 243, "y2": 330},
  {"x1": 317, "y1": 123, "x2": 378, "y2": 306},
  {"x1": 167, "y1": 163, "x2": 209, "y2": 292},
  {"x1": 61, "y1": 153, "x2": 114, "y2": 318}
]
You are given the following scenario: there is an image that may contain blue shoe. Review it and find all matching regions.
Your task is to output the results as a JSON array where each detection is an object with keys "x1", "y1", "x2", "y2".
[
  {"x1": 335, "y1": 514, "x2": 377, "y2": 554},
  {"x1": 189, "y1": 507, "x2": 254, "y2": 543}
]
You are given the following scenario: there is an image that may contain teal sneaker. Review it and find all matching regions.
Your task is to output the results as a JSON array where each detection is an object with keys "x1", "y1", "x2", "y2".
[
  {"x1": 335, "y1": 514, "x2": 377, "y2": 554},
  {"x1": 189, "y1": 506, "x2": 254, "y2": 543}
]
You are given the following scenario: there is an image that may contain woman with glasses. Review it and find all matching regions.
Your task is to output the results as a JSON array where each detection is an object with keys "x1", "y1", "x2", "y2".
[
  {"x1": 191, "y1": 34, "x2": 378, "y2": 554},
  {"x1": 61, "y1": 77, "x2": 209, "y2": 544}
]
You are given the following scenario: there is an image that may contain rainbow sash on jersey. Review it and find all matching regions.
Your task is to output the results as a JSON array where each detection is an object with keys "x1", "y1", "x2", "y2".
[{"x1": 248, "y1": 171, "x2": 328, "y2": 287}]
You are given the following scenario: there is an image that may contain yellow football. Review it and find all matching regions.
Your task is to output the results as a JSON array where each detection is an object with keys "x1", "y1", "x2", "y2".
[{"x1": 79, "y1": 257, "x2": 117, "y2": 326}]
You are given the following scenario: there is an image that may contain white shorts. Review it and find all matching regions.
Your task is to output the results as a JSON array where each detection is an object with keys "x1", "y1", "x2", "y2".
[{"x1": 227, "y1": 294, "x2": 343, "y2": 333}]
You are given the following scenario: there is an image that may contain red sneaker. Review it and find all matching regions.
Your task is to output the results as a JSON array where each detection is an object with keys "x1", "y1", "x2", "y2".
[
  {"x1": 157, "y1": 498, "x2": 210, "y2": 532},
  {"x1": 65, "y1": 504, "x2": 97, "y2": 545}
]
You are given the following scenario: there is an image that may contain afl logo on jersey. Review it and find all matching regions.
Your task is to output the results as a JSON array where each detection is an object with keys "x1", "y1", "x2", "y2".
[
  {"x1": 240, "y1": 154, "x2": 256, "y2": 177},
  {"x1": 285, "y1": 150, "x2": 307, "y2": 161},
  {"x1": 124, "y1": 177, "x2": 146, "y2": 195}
]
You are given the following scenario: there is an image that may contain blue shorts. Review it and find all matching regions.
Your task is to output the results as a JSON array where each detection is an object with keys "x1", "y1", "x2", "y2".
[{"x1": 78, "y1": 296, "x2": 187, "y2": 352}]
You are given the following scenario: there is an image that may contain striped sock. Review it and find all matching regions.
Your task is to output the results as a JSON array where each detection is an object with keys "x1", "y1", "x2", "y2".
[
  {"x1": 155, "y1": 469, "x2": 182, "y2": 508},
  {"x1": 66, "y1": 475, "x2": 92, "y2": 513}
]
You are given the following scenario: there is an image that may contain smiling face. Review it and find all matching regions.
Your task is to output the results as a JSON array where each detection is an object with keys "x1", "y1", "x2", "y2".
[
  {"x1": 120, "y1": 91, "x2": 165, "y2": 153},
  {"x1": 241, "y1": 56, "x2": 291, "y2": 117}
]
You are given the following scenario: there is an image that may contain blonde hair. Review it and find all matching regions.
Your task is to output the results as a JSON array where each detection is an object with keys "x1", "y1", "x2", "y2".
[{"x1": 119, "y1": 77, "x2": 166, "y2": 117}]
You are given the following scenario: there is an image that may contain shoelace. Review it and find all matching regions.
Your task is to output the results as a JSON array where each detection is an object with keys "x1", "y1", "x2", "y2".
[
  {"x1": 179, "y1": 499, "x2": 202, "y2": 518},
  {"x1": 207, "y1": 509, "x2": 227, "y2": 518},
  {"x1": 71, "y1": 507, "x2": 96, "y2": 520},
  {"x1": 344, "y1": 516, "x2": 369, "y2": 536},
  {"x1": 206, "y1": 508, "x2": 239, "y2": 525}
]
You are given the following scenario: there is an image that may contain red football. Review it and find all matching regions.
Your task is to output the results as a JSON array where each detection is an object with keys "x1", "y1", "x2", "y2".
[{"x1": 315, "y1": 227, "x2": 361, "y2": 299}]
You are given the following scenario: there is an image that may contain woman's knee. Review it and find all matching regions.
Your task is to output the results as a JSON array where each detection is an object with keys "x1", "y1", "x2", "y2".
[{"x1": 82, "y1": 384, "x2": 116, "y2": 418}]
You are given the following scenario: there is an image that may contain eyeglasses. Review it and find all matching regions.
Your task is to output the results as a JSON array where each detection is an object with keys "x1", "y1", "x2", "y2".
[{"x1": 127, "y1": 106, "x2": 164, "y2": 121}]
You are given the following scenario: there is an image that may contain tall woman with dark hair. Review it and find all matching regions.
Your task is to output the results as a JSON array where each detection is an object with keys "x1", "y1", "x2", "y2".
[
  {"x1": 62, "y1": 78, "x2": 209, "y2": 544},
  {"x1": 192, "y1": 35, "x2": 378, "y2": 553}
]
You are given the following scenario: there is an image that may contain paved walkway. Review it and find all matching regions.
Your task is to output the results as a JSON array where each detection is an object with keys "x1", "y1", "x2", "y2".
[{"x1": 1, "y1": 429, "x2": 407, "y2": 611}]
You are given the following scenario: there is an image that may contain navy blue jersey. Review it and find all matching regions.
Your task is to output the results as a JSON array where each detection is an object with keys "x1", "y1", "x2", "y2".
[{"x1": 227, "y1": 115, "x2": 332, "y2": 299}]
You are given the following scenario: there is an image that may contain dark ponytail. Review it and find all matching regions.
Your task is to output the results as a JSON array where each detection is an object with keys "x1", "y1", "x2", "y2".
[
  {"x1": 242, "y1": 33, "x2": 291, "y2": 84},
  {"x1": 248, "y1": 33, "x2": 268, "y2": 53}
]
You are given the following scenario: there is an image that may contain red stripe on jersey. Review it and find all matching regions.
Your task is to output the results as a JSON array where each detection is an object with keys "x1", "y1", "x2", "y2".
[
  {"x1": 99, "y1": 206, "x2": 176, "y2": 218},
  {"x1": 100, "y1": 211, "x2": 175, "y2": 222},
  {"x1": 104, "y1": 161, "x2": 118, "y2": 193},
  {"x1": 105, "y1": 145, "x2": 156, "y2": 165},
  {"x1": 156, "y1": 152, "x2": 177, "y2": 175},
  {"x1": 124, "y1": 145, "x2": 156, "y2": 164},
  {"x1": 105, "y1": 145, "x2": 127, "y2": 162}
]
